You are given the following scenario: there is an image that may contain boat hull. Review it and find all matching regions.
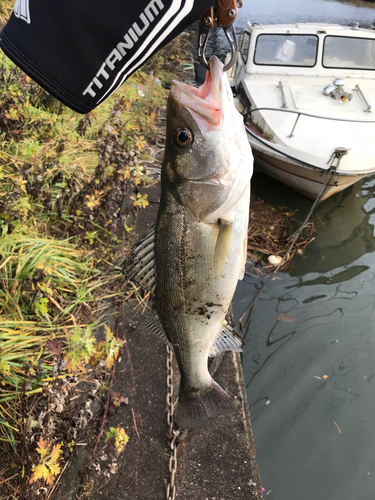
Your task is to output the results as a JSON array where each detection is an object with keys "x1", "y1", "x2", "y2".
[{"x1": 248, "y1": 134, "x2": 365, "y2": 202}]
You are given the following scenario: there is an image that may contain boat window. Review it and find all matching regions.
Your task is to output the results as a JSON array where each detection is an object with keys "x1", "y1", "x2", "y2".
[
  {"x1": 254, "y1": 34, "x2": 318, "y2": 67},
  {"x1": 323, "y1": 36, "x2": 375, "y2": 70},
  {"x1": 240, "y1": 31, "x2": 251, "y2": 64}
]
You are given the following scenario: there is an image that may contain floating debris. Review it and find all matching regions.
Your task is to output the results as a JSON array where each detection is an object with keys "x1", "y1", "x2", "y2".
[
  {"x1": 278, "y1": 313, "x2": 295, "y2": 323},
  {"x1": 247, "y1": 195, "x2": 315, "y2": 272},
  {"x1": 268, "y1": 255, "x2": 282, "y2": 265},
  {"x1": 333, "y1": 420, "x2": 342, "y2": 434}
]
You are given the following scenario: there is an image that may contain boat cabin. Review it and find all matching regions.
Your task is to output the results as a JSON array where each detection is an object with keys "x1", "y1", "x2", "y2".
[{"x1": 236, "y1": 22, "x2": 375, "y2": 80}]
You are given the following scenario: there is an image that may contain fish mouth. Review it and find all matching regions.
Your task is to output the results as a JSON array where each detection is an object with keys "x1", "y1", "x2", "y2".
[
  {"x1": 171, "y1": 57, "x2": 226, "y2": 132},
  {"x1": 190, "y1": 175, "x2": 229, "y2": 187}
]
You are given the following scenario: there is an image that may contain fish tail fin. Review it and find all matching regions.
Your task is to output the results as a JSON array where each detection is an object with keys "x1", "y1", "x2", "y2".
[{"x1": 176, "y1": 379, "x2": 238, "y2": 429}]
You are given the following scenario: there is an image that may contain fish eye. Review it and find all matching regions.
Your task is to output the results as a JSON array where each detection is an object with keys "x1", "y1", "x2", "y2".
[{"x1": 174, "y1": 127, "x2": 193, "y2": 148}]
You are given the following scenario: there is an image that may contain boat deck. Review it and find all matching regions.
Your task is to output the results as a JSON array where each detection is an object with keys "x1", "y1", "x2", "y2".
[{"x1": 242, "y1": 74, "x2": 375, "y2": 174}]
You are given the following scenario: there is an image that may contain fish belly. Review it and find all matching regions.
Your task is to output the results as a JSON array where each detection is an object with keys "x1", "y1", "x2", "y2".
[{"x1": 155, "y1": 186, "x2": 250, "y2": 427}]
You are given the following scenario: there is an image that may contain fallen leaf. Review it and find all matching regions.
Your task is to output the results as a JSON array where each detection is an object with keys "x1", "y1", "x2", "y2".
[
  {"x1": 106, "y1": 426, "x2": 129, "y2": 456},
  {"x1": 46, "y1": 339, "x2": 63, "y2": 359},
  {"x1": 36, "y1": 437, "x2": 49, "y2": 460},
  {"x1": 30, "y1": 464, "x2": 49, "y2": 483},
  {"x1": 49, "y1": 444, "x2": 62, "y2": 464},
  {"x1": 278, "y1": 313, "x2": 295, "y2": 323},
  {"x1": 29, "y1": 438, "x2": 62, "y2": 485},
  {"x1": 112, "y1": 392, "x2": 128, "y2": 407}
]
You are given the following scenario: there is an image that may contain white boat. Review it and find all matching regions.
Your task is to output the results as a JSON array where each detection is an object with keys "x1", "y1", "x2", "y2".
[{"x1": 227, "y1": 22, "x2": 375, "y2": 201}]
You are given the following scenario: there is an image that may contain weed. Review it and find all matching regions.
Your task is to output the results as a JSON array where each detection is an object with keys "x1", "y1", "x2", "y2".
[{"x1": 105, "y1": 426, "x2": 129, "y2": 457}]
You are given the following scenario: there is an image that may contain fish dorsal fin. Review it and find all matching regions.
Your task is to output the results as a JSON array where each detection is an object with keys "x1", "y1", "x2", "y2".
[
  {"x1": 122, "y1": 224, "x2": 156, "y2": 294},
  {"x1": 142, "y1": 308, "x2": 172, "y2": 347},
  {"x1": 209, "y1": 324, "x2": 244, "y2": 358}
]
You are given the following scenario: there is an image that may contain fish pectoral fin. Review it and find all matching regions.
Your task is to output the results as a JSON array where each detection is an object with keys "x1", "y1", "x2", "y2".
[
  {"x1": 176, "y1": 379, "x2": 238, "y2": 429},
  {"x1": 122, "y1": 224, "x2": 156, "y2": 294},
  {"x1": 214, "y1": 218, "x2": 233, "y2": 273},
  {"x1": 142, "y1": 308, "x2": 173, "y2": 347},
  {"x1": 209, "y1": 324, "x2": 244, "y2": 358}
]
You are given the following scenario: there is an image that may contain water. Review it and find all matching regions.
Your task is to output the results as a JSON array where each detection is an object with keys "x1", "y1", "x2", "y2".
[
  {"x1": 233, "y1": 176, "x2": 375, "y2": 499},
  {"x1": 218, "y1": 1, "x2": 375, "y2": 498},
  {"x1": 205, "y1": 0, "x2": 375, "y2": 60}
]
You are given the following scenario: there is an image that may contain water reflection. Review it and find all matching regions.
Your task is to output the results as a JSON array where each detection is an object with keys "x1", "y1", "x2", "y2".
[{"x1": 291, "y1": 182, "x2": 375, "y2": 276}]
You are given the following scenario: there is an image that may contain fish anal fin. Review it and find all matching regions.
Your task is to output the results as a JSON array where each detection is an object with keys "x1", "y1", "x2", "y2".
[
  {"x1": 142, "y1": 308, "x2": 172, "y2": 347},
  {"x1": 176, "y1": 379, "x2": 238, "y2": 429},
  {"x1": 209, "y1": 324, "x2": 244, "y2": 358},
  {"x1": 122, "y1": 224, "x2": 156, "y2": 294}
]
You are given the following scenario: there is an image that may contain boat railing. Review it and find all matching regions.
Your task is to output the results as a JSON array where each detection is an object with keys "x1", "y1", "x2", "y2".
[
  {"x1": 246, "y1": 107, "x2": 375, "y2": 138},
  {"x1": 277, "y1": 82, "x2": 288, "y2": 109},
  {"x1": 354, "y1": 85, "x2": 372, "y2": 113}
]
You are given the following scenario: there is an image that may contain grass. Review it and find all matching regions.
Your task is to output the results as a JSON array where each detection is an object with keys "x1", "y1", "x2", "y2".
[
  {"x1": 0, "y1": 225, "x2": 116, "y2": 457},
  {"x1": 0, "y1": 0, "x2": 13, "y2": 24},
  {"x1": 0, "y1": 225, "x2": 105, "y2": 394},
  {"x1": 0, "y1": 65, "x2": 161, "y2": 441}
]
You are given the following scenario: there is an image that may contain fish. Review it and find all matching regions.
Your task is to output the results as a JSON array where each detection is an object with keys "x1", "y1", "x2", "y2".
[{"x1": 122, "y1": 56, "x2": 253, "y2": 429}]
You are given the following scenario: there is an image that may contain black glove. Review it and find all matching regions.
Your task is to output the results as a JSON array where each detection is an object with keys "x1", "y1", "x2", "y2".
[{"x1": 0, "y1": 0, "x2": 214, "y2": 113}]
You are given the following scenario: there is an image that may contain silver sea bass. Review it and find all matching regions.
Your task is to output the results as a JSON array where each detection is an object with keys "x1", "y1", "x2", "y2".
[{"x1": 123, "y1": 57, "x2": 253, "y2": 429}]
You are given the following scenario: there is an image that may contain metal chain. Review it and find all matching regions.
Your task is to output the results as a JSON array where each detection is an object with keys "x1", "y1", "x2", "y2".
[{"x1": 166, "y1": 345, "x2": 179, "y2": 500}]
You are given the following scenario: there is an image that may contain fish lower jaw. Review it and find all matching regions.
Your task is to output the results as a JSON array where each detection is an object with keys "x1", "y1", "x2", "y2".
[{"x1": 191, "y1": 176, "x2": 229, "y2": 187}]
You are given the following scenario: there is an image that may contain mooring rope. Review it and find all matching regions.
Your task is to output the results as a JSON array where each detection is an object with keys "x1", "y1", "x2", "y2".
[{"x1": 237, "y1": 152, "x2": 346, "y2": 338}]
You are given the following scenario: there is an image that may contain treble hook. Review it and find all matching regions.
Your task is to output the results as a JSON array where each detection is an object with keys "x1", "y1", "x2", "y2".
[{"x1": 197, "y1": 1, "x2": 241, "y2": 72}]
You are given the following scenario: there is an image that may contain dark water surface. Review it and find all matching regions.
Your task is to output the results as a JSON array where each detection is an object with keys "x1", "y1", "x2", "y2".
[{"x1": 223, "y1": 1, "x2": 375, "y2": 499}]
